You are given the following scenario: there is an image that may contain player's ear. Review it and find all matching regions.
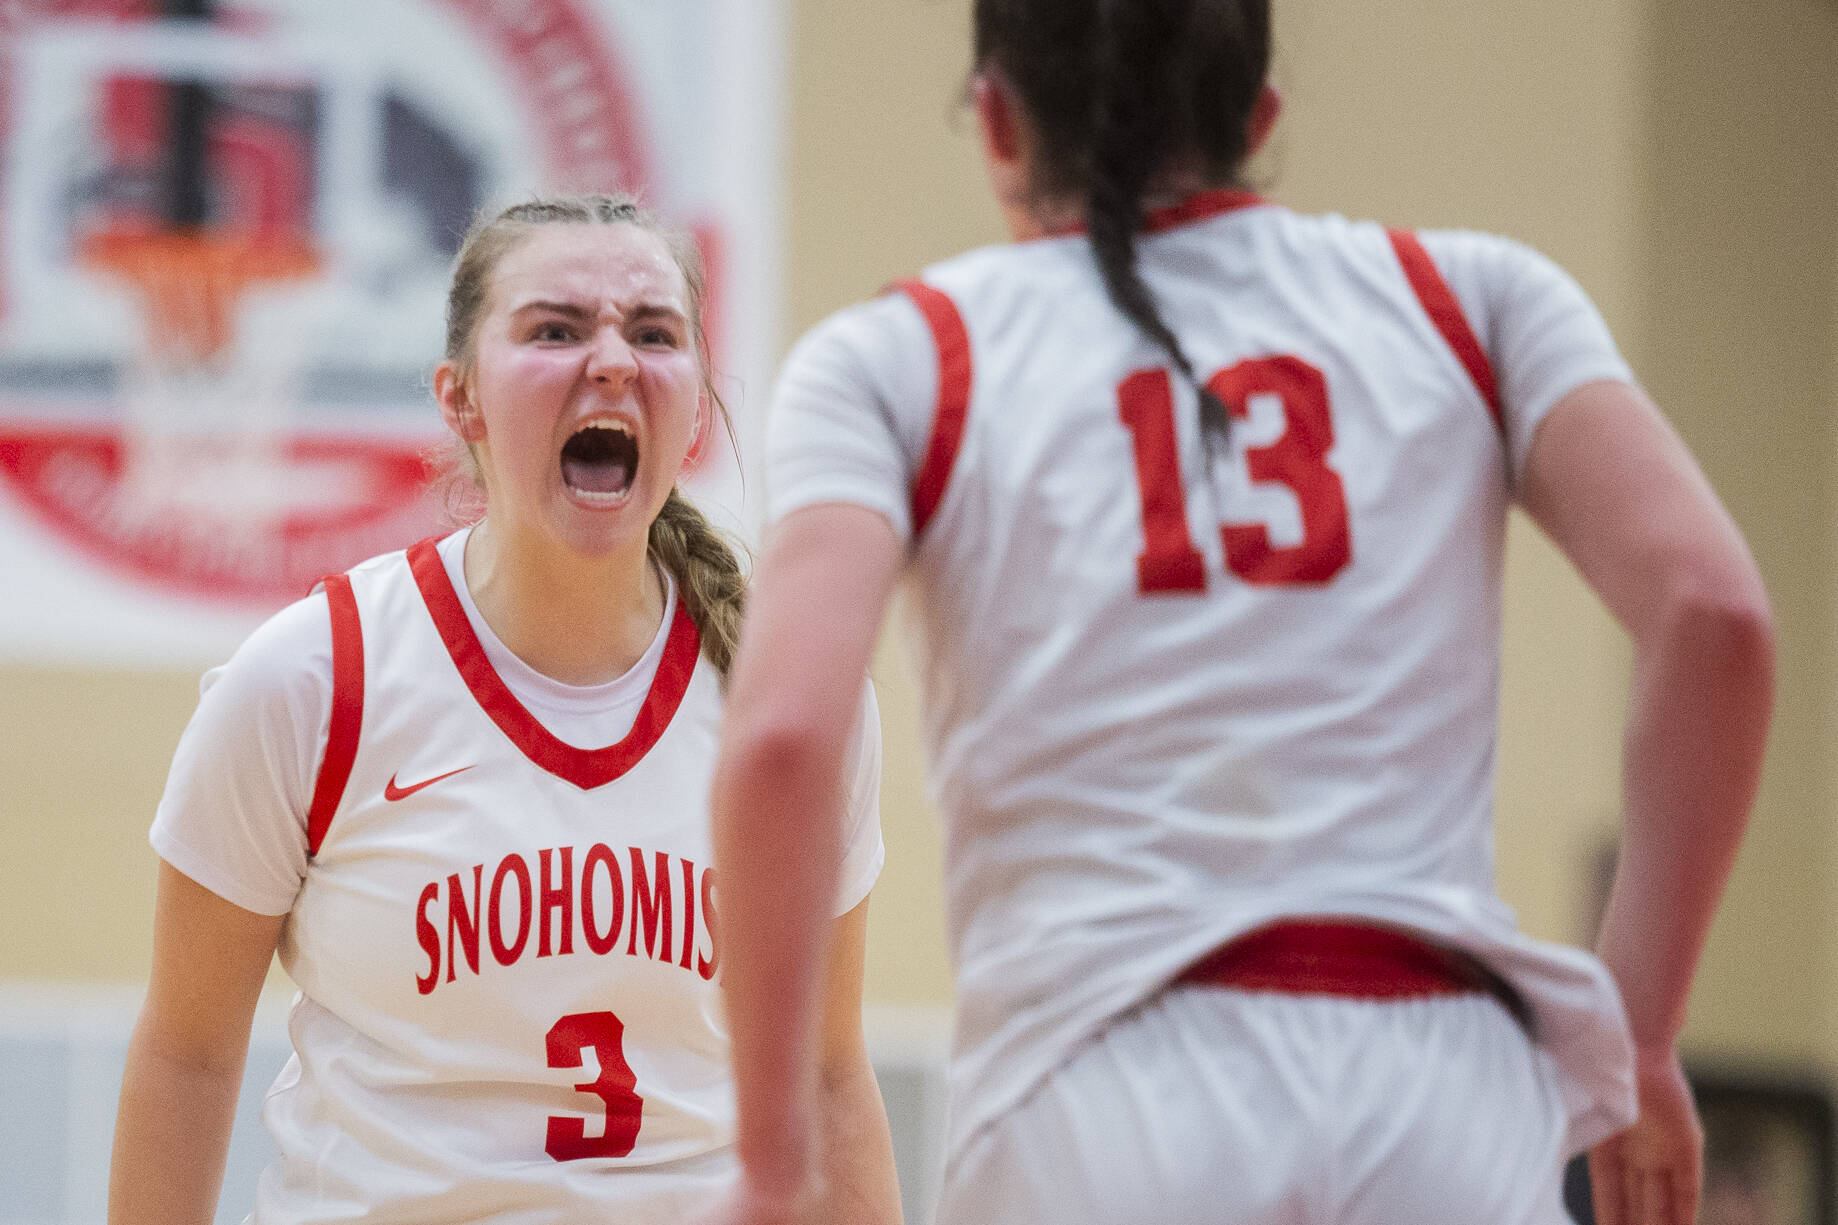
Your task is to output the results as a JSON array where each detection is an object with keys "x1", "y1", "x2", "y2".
[
  {"x1": 974, "y1": 68, "x2": 1043, "y2": 238},
  {"x1": 1247, "y1": 83, "x2": 1282, "y2": 160},
  {"x1": 682, "y1": 390, "x2": 713, "y2": 471},
  {"x1": 973, "y1": 70, "x2": 1025, "y2": 169},
  {"x1": 435, "y1": 361, "x2": 486, "y2": 442}
]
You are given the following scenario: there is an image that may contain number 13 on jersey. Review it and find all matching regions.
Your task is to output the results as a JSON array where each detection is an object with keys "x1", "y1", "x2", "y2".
[{"x1": 1118, "y1": 355, "x2": 1351, "y2": 593}]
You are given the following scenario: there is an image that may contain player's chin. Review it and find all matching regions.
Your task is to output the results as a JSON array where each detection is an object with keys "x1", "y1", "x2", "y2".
[{"x1": 551, "y1": 480, "x2": 662, "y2": 557}]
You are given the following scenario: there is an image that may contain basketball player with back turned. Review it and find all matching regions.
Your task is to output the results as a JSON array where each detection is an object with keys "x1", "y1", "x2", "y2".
[{"x1": 706, "y1": 3, "x2": 1774, "y2": 1224}]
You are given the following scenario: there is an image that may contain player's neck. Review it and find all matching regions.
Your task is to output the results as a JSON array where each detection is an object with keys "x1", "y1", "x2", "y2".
[
  {"x1": 461, "y1": 518, "x2": 666, "y2": 686},
  {"x1": 1002, "y1": 197, "x2": 1059, "y2": 242},
  {"x1": 1007, "y1": 170, "x2": 1241, "y2": 243}
]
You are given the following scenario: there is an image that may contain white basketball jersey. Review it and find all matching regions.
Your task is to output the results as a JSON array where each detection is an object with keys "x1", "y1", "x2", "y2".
[
  {"x1": 773, "y1": 194, "x2": 1637, "y2": 1167},
  {"x1": 258, "y1": 539, "x2": 734, "y2": 1222}
]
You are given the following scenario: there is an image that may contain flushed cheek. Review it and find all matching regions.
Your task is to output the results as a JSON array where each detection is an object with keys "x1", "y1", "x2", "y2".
[
  {"x1": 638, "y1": 370, "x2": 702, "y2": 464},
  {"x1": 481, "y1": 364, "x2": 572, "y2": 472},
  {"x1": 494, "y1": 354, "x2": 578, "y2": 409}
]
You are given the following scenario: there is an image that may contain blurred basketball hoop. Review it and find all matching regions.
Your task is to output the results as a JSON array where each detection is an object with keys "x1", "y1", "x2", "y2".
[
  {"x1": 80, "y1": 229, "x2": 319, "y2": 369},
  {"x1": 76, "y1": 0, "x2": 321, "y2": 369},
  {"x1": 60, "y1": 0, "x2": 343, "y2": 535},
  {"x1": 78, "y1": 220, "x2": 334, "y2": 537},
  {"x1": 0, "y1": 0, "x2": 751, "y2": 625}
]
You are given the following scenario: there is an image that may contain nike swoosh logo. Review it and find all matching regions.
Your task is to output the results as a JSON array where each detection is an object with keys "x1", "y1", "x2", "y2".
[{"x1": 384, "y1": 766, "x2": 475, "y2": 802}]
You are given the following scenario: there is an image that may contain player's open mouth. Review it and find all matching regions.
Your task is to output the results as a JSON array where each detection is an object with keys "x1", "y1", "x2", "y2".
[{"x1": 560, "y1": 420, "x2": 638, "y2": 503}]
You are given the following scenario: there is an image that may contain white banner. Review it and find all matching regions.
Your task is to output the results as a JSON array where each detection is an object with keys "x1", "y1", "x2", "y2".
[{"x1": 0, "y1": 0, "x2": 781, "y2": 667}]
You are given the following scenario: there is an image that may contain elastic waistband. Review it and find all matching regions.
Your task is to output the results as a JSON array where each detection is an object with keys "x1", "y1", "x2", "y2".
[{"x1": 1176, "y1": 920, "x2": 1531, "y2": 1029}]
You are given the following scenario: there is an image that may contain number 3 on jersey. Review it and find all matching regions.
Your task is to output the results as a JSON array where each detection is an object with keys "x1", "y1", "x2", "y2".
[
  {"x1": 546, "y1": 1011, "x2": 644, "y2": 1161},
  {"x1": 1118, "y1": 355, "x2": 1351, "y2": 593}
]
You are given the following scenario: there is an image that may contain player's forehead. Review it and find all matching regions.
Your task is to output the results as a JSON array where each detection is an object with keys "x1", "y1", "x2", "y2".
[{"x1": 488, "y1": 222, "x2": 689, "y2": 318}]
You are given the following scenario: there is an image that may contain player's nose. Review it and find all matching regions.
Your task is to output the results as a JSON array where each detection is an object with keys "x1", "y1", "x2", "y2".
[{"x1": 585, "y1": 328, "x2": 639, "y2": 389}]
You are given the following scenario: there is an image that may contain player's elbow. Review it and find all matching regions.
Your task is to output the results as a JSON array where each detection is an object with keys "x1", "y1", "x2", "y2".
[
  {"x1": 719, "y1": 708, "x2": 848, "y2": 814},
  {"x1": 1648, "y1": 557, "x2": 1776, "y2": 696},
  {"x1": 129, "y1": 1006, "x2": 251, "y2": 1085},
  {"x1": 724, "y1": 719, "x2": 823, "y2": 784},
  {"x1": 713, "y1": 720, "x2": 847, "y2": 878}
]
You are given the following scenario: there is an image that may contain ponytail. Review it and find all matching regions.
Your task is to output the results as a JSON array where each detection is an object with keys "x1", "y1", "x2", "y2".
[
  {"x1": 648, "y1": 488, "x2": 748, "y2": 675},
  {"x1": 1089, "y1": 0, "x2": 1232, "y2": 446},
  {"x1": 976, "y1": 0, "x2": 1272, "y2": 449}
]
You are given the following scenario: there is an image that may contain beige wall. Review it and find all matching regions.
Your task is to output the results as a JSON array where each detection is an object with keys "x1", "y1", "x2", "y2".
[
  {"x1": 4, "y1": 0, "x2": 1836, "y2": 1079},
  {"x1": 0, "y1": 670, "x2": 194, "y2": 979},
  {"x1": 1637, "y1": 0, "x2": 1838, "y2": 1062}
]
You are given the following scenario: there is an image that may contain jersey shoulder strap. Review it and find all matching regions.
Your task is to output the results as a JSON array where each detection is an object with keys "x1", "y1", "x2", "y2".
[
  {"x1": 888, "y1": 279, "x2": 973, "y2": 539},
  {"x1": 305, "y1": 571, "x2": 365, "y2": 857},
  {"x1": 1386, "y1": 228, "x2": 1503, "y2": 435}
]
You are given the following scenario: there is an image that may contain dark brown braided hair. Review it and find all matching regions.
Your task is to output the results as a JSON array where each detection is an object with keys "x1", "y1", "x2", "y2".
[{"x1": 975, "y1": 0, "x2": 1271, "y2": 443}]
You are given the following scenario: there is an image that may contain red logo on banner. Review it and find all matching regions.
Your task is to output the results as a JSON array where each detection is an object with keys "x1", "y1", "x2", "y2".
[{"x1": 0, "y1": 0, "x2": 674, "y2": 606}]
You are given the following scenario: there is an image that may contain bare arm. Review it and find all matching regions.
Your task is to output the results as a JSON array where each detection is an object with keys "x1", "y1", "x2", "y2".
[
  {"x1": 814, "y1": 897, "x2": 903, "y2": 1224},
  {"x1": 707, "y1": 503, "x2": 906, "y2": 1221},
  {"x1": 1519, "y1": 379, "x2": 1774, "y2": 1225},
  {"x1": 109, "y1": 860, "x2": 286, "y2": 1225}
]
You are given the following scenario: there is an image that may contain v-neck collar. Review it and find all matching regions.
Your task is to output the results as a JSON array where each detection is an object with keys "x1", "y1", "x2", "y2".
[{"x1": 407, "y1": 537, "x2": 701, "y2": 789}]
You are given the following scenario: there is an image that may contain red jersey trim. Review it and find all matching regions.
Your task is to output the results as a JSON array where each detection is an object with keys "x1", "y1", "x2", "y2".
[
  {"x1": 1387, "y1": 229, "x2": 1504, "y2": 434},
  {"x1": 306, "y1": 573, "x2": 364, "y2": 857},
  {"x1": 893, "y1": 280, "x2": 973, "y2": 539},
  {"x1": 1045, "y1": 188, "x2": 1268, "y2": 239},
  {"x1": 405, "y1": 538, "x2": 702, "y2": 790},
  {"x1": 1143, "y1": 188, "x2": 1267, "y2": 233}
]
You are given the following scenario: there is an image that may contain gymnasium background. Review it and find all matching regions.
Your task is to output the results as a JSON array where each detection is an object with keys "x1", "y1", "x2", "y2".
[{"x1": 2, "y1": 0, "x2": 1836, "y2": 1221}]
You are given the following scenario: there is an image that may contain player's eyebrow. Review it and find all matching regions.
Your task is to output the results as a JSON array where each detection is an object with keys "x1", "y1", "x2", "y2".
[
  {"x1": 510, "y1": 298, "x2": 592, "y2": 320},
  {"x1": 509, "y1": 298, "x2": 687, "y2": 325},
  {"x1": 623, "y1": 302, "x2": 689, "y2": 327}
]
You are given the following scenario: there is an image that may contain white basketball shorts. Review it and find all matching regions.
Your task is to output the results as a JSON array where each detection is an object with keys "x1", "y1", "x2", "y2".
[{"x1": 938, "y1": 985, "x2": 1573, "y2": 1225}]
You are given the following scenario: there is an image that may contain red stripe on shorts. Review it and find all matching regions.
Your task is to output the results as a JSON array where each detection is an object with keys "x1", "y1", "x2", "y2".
[{"x1": 1178, "y1": 920, "x2": 1487, "y2": 1001}]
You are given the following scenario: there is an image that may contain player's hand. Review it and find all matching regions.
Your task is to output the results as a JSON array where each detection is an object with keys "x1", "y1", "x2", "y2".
[
  {"x1": 1587, "y1": 1046, "x2": 1704, "y2": 1225},
  {"x1": 695, "y1": 1168, "x2": 819, "y2": 1225}
]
